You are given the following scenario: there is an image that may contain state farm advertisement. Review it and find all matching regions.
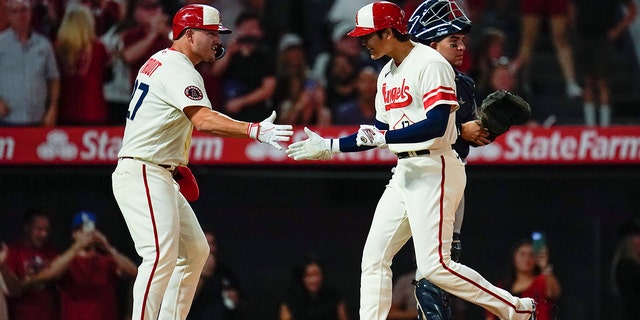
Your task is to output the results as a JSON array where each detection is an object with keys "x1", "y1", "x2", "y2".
[{"x1": 0, "y1": 126, "x2": 638, "y2": 166}]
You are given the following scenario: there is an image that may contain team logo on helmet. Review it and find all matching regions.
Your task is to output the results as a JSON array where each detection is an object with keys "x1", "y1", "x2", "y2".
[
  {"x1": 407, "y1": 0, "x2": 471, "y2": 43},
  {"x1": 348, "y1": 1, "x2": 407, "y2": 37},
  {"x1": 184, "y1": 86, "x2": 204, "y2": 100}
]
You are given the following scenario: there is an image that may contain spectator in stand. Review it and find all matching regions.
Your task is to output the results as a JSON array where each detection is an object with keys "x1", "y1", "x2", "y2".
[
  {"x1": 311, "y1": 21, "x2": 371, "y2": 90},
  {"x1": 274, "y1": 33, "x2": 331, "y2": 126},
  {"x1": 486, "y1": 58, "x2": 520, "y2": 97},
  {"x1": 477, "y1": 0, "x2": 520, "y2": 57},
  {"x1": 278, "y1": 254, "x2": 349, "y2": 320},
  {"x1": 571, "y1": 0, "x2": 637, "y2": 127},
  {"x1": 188, "y1": 229, "x2": 245, "y2": 320},
  {"x1": 55, "y1": 3, "x2": 111, "y2": 126},
  {"x1": 1, "y1": 242, "x2": 23, "y2": 320},
  {"x1": 120, "y1": 0, "x2": 172, "y2": 86},
  {"x1": 469, "y1": 28, "x2": 509, "y2": 100},
  {"x1": 187, "y1": 0, "x2": 247, "y2": 114},
  {"x1": 486, "y1": 237, "x2": 562, "y2": 320},
  {"x1": 23, "y1": 211, "x2": 138, "y2": 320},
  {"x1": 322, "y1": 52, "x2": 360, "y2": 113},
  {"x1": 207, "y1": 0, "x2": 244, "y2": 37},
  {"x1": 4, "y1": 207, "x2": 59, "y2": 320},
  {"x1": 332, "y1": 66, "x2": 377, "y2": 125},
  {"x1": 402, "y1": 0, "x2": 423, "y2": 16},
  {"x1": 101, "y1": 17, "x2": 133, "y2": 125},
  {"x1": 79, "y1": 0, "x2": 124, "y2": 36},
  {"x1": 611, "y1": 217, "x2": 640, "y2": 320},
  {"x1": 212, "y1": 10, "x2": 277, "y2": 122},
  {"x1": 387, "y1": 265, "x2": 418, "y2": 320},
  {"x1": 326, "y1": 0, "x2": 370, "y2": 29},
  {"x1": 0, "y1": 0, "x2": 8, "y2": 31},
  {"x1": 0, "y1": 0, "x2": 60, "y2": 127},
  {"x1": 30, "y1": 0, "x2": 64, "y2": 40},
  {"x1": 278, "y1": 0, "x2": 334, "y2": 64},
  {"x1": 511, "y1": 0, "x2": 583, "y2": 99}
]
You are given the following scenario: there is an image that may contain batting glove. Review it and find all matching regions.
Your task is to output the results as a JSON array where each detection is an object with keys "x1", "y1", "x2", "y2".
[
  {"x1": 356, "y1": 124, "x2": 386, "y2": 147},
  {"x1": 286, "y1": 127, "x2": 332, "y2": 160},
  {"x1": 248, "y1": 111, "x2": 293, "y2": 150}
]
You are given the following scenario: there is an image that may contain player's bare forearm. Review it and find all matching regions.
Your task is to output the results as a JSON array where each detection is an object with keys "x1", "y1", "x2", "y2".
[
  {"x1": 24, "y1": 243, "x2": 81, "y2": 286},
  {"x1": 43, "y1": 79, "x2": 60, "y2": 126},
  {"x1": 122, "y1": 32, "x2": 163, "y2": 64},
  {"x1": 0, "y1": 244, "x2": 22, "y2": 296},
  {"x1": 185, "y1": 106, "x2": 251, "y2": 138},
  {"x1": 337, "y1": 302, "x2": 349, "y2": 320},
  {"x1": 544, "y1": 271, "x2": 562, "y2": 299},
  {"x1": 112, "y1": 248, "x2": 138, "y2": 278},
  {"x1": 244, "y1": 76, "x2": 277, "y2": 105},
  {"x1": 0, "y1": 263, "x2": 22, "y2": 296}
]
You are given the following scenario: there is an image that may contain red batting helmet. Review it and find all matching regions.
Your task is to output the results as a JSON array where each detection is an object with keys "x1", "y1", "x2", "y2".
[
  {"x1": 347, "y1": 1, "x2": 407, "y2": 37},
  {"x1": 172, "y1": 4, "x2": 231, "y2": 40}
]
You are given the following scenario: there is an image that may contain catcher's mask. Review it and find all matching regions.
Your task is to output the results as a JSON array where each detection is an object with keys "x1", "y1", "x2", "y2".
[{"x1": 407, "y1": 0, "x2": 471, "y2": 44}]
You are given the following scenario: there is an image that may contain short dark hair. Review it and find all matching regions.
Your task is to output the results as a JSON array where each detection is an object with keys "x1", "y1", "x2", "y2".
[
  {"x1": 22, "y1": 206, "x2": 50, "y2": 226},
  {"x1": 375, "y1": 28, "x2": 410, "y2": 42},
  {"x1": 235, "y1": 10, "x2": 261, "y2": 28}
]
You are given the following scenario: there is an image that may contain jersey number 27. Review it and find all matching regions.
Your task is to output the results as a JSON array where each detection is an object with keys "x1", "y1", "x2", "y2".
[{"x1": 127, "y1": 80, "x2": 149, "y2": 121}]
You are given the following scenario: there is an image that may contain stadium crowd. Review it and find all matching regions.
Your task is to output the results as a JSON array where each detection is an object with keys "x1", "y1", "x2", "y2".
[{"x1": 1, "y1": 0, "x2": 636, "y2": 128}]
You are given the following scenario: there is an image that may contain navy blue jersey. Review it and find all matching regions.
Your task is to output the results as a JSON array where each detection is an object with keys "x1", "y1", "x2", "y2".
[{"x1": 452, "y1": 71, "x2": 478, "y2": 160}]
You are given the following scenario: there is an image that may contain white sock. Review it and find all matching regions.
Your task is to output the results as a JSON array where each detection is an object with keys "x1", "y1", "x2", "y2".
[{"x1": 583, "y1": 102, "x2": 596, "y2": 127}]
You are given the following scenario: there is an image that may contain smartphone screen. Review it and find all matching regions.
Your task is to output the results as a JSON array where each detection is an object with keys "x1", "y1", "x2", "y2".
[{"x1": 531, "y1": 231, "x2": 546, "y2": 254}]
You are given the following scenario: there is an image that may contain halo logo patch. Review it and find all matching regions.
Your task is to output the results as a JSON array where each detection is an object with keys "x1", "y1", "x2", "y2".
[{"x1": 184, "y1": 86, "x2": 204, "y2": 100}]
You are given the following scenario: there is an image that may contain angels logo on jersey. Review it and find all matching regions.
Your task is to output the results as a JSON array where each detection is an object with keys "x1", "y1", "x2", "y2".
[
  {"x1": 184, "y1": 86, "x2": 204, "y2": 101},
  {"x1": 382, "y1": 79, "x2": 412, "y2": 110}
]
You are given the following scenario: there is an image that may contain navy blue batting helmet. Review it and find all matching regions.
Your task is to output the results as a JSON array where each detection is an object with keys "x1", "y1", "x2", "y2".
[{"x1": 407, "y1": 0, "x2": 471, "y2": 44}]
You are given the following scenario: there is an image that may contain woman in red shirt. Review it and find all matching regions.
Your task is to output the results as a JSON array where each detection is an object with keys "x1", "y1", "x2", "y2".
[
  {"x1": 486, "y1": 237, "x2": 562, "y2": 320},
  {"x1": 55, "y1": 3, "x2": 110, "y2": 125}
]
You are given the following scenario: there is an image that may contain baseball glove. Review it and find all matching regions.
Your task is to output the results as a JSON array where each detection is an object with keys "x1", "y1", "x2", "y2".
[{"x1": 478, "y1": 90, "x2": 531, "y2": 141}]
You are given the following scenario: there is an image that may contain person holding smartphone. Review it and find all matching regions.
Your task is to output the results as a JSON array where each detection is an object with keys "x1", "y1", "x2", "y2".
[{"x1": 486, "y1": 234, "x2": 562, "y2": 320}]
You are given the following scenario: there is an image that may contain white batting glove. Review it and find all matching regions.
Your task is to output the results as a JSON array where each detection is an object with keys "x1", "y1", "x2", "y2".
[
  {"x1": 356, "y1": 124, "x2": 386, "y2": 147},
  {"x1": 286, "y1": 127, "x2": 332, "y2": 160},
  {"x1": 248, "y1": 111, "x2": 293, "y2": 150}
]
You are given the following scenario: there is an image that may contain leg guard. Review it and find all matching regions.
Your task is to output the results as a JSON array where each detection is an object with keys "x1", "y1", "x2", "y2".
[{"x1": 414, "y1": 278, "x2": 453, "y2": 320}]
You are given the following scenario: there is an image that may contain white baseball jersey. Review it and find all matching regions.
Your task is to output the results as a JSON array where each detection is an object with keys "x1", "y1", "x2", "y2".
[
  {"x1": 113, "y1": 48, "x2": 210, "y2": 320},
  {"x1": 375, "y1": 42, "x2": 459, "y2": 153},
  {"x1": 117, "y1": 48, "x2": 213, "y2": 166},
  {"x1": 359, "y1": 42, "x2": 535, "y2": 320}
]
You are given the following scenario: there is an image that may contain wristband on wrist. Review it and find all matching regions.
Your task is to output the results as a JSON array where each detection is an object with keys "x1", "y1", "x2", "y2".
[
  {"x1": 247, "y1": 123, "x2": 259, "y2": 140},
  {"x1": 330, "y1": 139, "x2": 340, "y2": 153}
]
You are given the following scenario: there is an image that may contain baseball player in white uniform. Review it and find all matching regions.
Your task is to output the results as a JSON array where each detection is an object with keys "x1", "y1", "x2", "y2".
[
  {"x1": 111, "y1": 5, "x2": 292, "y2": 320},
  {"x1": 286, "y1": 2, "x2": 536, "y2": 320}
]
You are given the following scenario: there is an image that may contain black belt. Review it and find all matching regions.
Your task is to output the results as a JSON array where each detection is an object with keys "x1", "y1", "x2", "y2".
[
  {"x1": 396, "y1": 149, "x2": 430, "y2": 159},
  {"x1": 120, "y1": 157, "x2": 174, "y2": 171}
]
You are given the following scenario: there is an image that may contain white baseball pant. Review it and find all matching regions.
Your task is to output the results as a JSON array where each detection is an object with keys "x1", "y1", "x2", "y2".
[
  {"x1": 359, "y1": 148, "x2": 534, "y2": 320},
  {"x1": 112, "y1": 158, "x2": 209, "y2": 320}
]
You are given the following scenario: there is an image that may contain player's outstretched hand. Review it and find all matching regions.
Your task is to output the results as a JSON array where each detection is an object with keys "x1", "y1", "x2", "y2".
[
  {"x1": 286, "y1": 127, "x2": 332, "y2": 160},
  {"x1": 249, "y1": 111, "x2": 293, "y2": 150},
  {"x1": 356, "y1": 124, "x2": 386, "y2": 147}
]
